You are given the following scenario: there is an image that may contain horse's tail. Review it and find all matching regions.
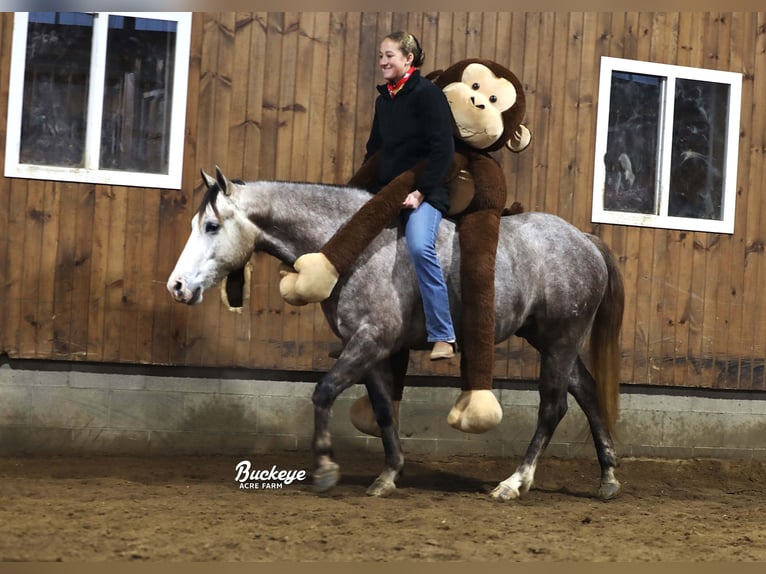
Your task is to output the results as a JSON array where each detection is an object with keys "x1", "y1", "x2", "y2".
[{"x1": 587, "y1": 234, "x2": 625, "y2": 436}]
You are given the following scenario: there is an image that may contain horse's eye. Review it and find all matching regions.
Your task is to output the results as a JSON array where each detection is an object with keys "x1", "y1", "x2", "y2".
[
  {"x1": 204, "y1": 221, "x2": 220, "y2": 234},
  {"x1": 472, "y1": 82, "x2": 480, "y2": 90},
  {"x1": 489, "y1": 95, "x2": 497, "y2": 103}
]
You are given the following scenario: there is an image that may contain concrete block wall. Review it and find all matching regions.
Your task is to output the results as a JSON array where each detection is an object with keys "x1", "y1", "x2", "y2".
[{"x1": 2, "y1": 358, "x2": 766, "y2": 460}]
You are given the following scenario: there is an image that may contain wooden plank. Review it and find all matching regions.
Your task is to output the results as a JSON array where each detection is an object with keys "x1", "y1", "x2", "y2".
[
  {"x1": 499, "y1": 12, "x2": 529, "y2": 212},
  {"x1": 275, "y1": 11, "x2": 302, "y2": 370},
  {"x1": 434, "y1": 13, "x2": 454, "y2": 73},
  {"x1": 545, "y1": 12, "x2": 572, "y2": 224},
  {"x1": 101, "y1": 187, "x2": 128, "y2": 363},
  {"x1": 50, "y1": 182, "x2": 77, "y2": 360},
  {"x1": 465, "y1": 12, "x2": 484, "y2": 57},
  {"x1": 572, "y1": 12, "x2": 599, "y2": 229},
  {"x1": 155, "y1": 14, "x2": 203, "y2": 367},
  {"x1": 212, "y1": 12, "x2": 237, "y2": 369},
  {"x1": 290, "y1": 12, "x2": 318, "y2": 371},
  {"x1": 18, "y1": 180, "x2": 46, "y2": 357},
  {"x1": 306, "y1": 12, "x2": 330, "y2": 184},
  {"x1": 35, "y1": 181, "x2": 60, "y2": 358},
  {"x1": 335, "y1": 12, "x2": 362, "y2": 182},
  {"x1": 255, "y1": 13, "x2": 291, "y2": 368},
  {"x1": 519, "y1": 13, "x2": 541, "y2": 214},
  {"x1": 318, "y1": 13, "x2": 344, "y2": 184},
  {"x1": 741, "y1": 12, "x2": 766, "y2": 390},
  {"x1": 728, "y1": 12, "x2": 757, "y2": 389},
  {"x1": 242, "y1": 13, "x2": 267, "y2": 181},
  {"x1": 648, "y1": 13, "x2": 678, "y2": 388},
  {"x1": 229, "y1": 12, "x2": 254, "y2": 178},
  {"x1": 696, "y1": 13, "x2": 723, "y2": 387},
  {"x1": 3, "y1": 178, "x2": 28, "y2": 356},
  {"x1": 232, "y1": 14, "x2": 268, "y2": 367},
  {"x1": 662, "y1": 11, "x2": 695, "y2": 388},
  {"x1": 259, "y1": 13, "x2": 284, "y2": 181},
  {"x1": 67, "y1": 185, "x2": 96, "y2": 362},
  {"x1": 449, "y1": 12, "x2": 468, "y2": 62},
  {"x1": 722, "y1": 11, "x2": 747, "y2": 388},
  {"x1": 0, "y1": 14, "x2": 11, "y2": 352},
  {"x1": 478, "y1": 12, "x2": 497, "y2": 59},
  {"x1": 533, "y1": 12, "x2": 554, "y2": 216},
  {"x1": 599, "y1": 12, "x2": 632, "y2": 386},
  {"x1": 117, "y1": 186, "x2": 143, "y2": 363},
  {"x1": 710, "y1": 12, "x2": 736, "y2": 388},
  {"x1": 222, "y1": 12, "x2": 255, "y2": 369}
]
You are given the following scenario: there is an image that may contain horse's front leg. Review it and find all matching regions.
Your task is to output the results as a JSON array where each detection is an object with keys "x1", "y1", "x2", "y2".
[
  {"x1": 311, "y1": 372, "x2": 347, "y2": 492},
  {"x1": 310, "y1": 329, "x2": 396, "y2": 494}
]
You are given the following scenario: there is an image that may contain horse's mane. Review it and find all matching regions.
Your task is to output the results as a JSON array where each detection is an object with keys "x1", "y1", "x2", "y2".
[{"x1": 197, "y1": 178, "x2": 247, "y2": 221}]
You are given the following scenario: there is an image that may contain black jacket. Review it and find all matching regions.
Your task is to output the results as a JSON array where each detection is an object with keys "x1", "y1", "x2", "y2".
[{"x1": 364, "y1": 70, "x2": 455, "y2": 215}]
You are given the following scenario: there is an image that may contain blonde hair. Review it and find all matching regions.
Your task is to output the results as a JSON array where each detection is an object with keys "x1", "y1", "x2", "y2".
[{"x1": 384, "y1": 31, "x2": 425, "y2": 67}]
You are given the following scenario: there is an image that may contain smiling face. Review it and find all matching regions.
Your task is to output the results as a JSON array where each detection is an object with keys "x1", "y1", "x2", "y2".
[{"x1": 378, "y1": 38, "x2": 413, "y2": 83}]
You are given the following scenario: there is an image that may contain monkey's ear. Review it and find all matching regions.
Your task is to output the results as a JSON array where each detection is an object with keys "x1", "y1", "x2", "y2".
[{"x1": 506, "y1": 125, "x2": 532, "y2": 153}]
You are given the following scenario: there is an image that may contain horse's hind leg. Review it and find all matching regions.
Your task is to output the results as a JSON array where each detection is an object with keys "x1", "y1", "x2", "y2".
[
  {"x1": 568, "y1": 357, "x2": 621, "y2": 500},
  {"x1": 363, "y1": 366, "x2": 405, "y2": 497},
  {"x1": 491, "y1": 352, "x2": 570, "y2": 501}
]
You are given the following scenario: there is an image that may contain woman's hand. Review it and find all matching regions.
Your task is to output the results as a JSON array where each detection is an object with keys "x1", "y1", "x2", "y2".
[{"x1": 402, "y1": 190, "x2": 424, "y2": 209}]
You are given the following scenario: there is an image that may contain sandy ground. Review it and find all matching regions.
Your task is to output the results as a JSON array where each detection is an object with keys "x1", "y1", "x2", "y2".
[{"x1": 1, "y1": 450, "x2": 765, "y2": 562}]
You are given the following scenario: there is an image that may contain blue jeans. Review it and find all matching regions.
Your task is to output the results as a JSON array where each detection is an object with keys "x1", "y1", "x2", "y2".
[{"x1": 402, "y1": 202, "x2": 456, "y2": 343}]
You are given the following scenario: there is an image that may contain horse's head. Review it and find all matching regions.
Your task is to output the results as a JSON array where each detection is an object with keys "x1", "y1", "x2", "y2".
[{"x1": 167, "y1": 166, "x2": 258, "y2": 305}]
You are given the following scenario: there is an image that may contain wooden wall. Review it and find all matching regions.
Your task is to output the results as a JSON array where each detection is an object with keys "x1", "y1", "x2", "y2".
[{"x1": 1, "y1": 12, "x2": 766, "y2": 391}]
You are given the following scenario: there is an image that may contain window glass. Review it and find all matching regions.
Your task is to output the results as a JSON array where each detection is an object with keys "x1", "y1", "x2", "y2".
[
  {"x1": 100, "y1": 15, "x2": 177, "y2": 174},
  {"x1": 592, "y1": 57, "x2": 742, "y2": 234},
  {"x1": 668, "y1": 79, "x2": 730, "y2": 220},
  {"x1": 20, "y1": 12, "x2": 94, "y2": 167},
  {"x1": 5, "y1": 12, "x2": 191, "y2": 189},
  {"x1": 603, "y1": 72, "x2": 662, "y2": 215}
]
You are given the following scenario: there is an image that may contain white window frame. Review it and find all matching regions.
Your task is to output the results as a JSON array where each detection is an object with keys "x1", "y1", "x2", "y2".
[
  {"x1": 592, "y1": 56, "x2": 742, "y2": 234},
  {"x1": 4, "y1": 12, "x2": 192, "y2": 190}
]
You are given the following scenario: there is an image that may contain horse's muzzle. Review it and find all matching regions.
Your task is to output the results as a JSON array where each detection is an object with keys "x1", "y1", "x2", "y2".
[{"x1": 167, "y1": 277, "x2": 202, "y2": 305}]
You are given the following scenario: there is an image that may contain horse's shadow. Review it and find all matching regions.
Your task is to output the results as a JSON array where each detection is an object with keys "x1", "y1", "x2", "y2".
[{"x1": 328, "y1": 459, "x2": 492, "y2": 495}]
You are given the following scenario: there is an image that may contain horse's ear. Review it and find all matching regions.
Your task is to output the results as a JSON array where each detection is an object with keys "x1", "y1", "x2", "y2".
[
  {"x1": 201, "y1": 169, "x2": 216, "y2": 189},
  {"x1": 215, "y1": 165, "x2": 232, "y2": 196}
]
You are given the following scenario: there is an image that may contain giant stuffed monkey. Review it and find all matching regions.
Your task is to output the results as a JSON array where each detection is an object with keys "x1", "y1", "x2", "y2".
[{"x1": 280, "y1": 59, "x2": 531, "y2": 433}]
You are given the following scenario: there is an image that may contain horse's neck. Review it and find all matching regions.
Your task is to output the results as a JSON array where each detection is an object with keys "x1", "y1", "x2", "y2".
[{"x1": 237, "y1": 181, "x2": 368, "y2": 262}]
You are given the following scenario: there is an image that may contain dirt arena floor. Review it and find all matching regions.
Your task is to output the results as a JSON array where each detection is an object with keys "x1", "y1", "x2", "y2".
[{"x1": 1, "y1": 450, "x2": 765, "y2": 562}]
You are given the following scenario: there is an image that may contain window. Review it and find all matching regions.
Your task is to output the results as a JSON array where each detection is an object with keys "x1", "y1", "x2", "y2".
[
  {"x1": 4, "y1": 12, "x2": 192, "y2": 189},
  {"x1": 592, "y1": 57, "x2": 742, "y2": 234}
]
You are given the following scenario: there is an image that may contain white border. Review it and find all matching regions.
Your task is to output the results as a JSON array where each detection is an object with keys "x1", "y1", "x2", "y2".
[
  {"x1": 592, "y1": 56, "x2": 742, "y2": 234},
  {"x1": 4, "y1": 12, "x2": 191, "y2": 190}
]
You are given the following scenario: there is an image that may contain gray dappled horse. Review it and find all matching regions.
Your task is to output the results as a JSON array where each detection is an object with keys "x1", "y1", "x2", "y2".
[{"x1": 167, "y1": 167, "x2": 625, "y2": 501}]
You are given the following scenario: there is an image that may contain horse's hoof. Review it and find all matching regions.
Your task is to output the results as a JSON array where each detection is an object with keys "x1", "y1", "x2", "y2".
[
  {"x1": 366, "y1": 476, "x2": 396, "y2": 497},
  {"x1": 313, "y1": 462, "x2": 340, "y2": 493},
  {"x1": 489, "y1": 482, "x2": 520, "y2": 502},
  {"x1": 598, "y1": 480, "x2": 621, "y2": 500}
]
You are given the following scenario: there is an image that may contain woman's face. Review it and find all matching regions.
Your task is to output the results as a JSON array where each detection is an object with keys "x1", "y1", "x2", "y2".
[{"x1": 378, "y1": 38, "x2": 413, "y2": 83}]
